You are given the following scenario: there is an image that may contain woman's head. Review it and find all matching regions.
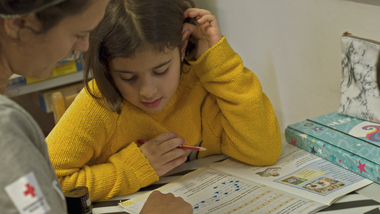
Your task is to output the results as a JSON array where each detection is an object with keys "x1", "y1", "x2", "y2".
[
  {"x1": 0, "y1": 0, "x2": 109, "y2": 79},
  {"x1": 84, "y1": 0, "x2": 195, "y2": 114}
]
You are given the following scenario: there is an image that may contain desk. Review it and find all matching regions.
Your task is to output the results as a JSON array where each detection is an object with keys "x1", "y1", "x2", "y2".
[{"x1": 91, "y1": 154, "x2": 380, "y2": 214}]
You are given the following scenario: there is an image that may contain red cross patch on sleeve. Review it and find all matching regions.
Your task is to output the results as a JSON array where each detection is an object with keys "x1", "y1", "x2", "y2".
[{"x1": 5, "y1": 172, "x2": 51, "y2": 214}]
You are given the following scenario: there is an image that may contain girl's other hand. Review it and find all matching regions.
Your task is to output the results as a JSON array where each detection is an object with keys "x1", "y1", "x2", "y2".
[
  {"x1": 140, "y1": 191, "x2": 193, "y2": 214},
  {"x1": 183, "y1": 8, "x2": 222, "y2": 60},
  {"x1": 139, "y1": 132, "x2": 188, "y2": 177}
]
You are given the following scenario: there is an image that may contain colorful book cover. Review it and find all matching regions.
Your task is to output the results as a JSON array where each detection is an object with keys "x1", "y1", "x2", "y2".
[{"x1": 285, "y1": 112, "x2": 380, "y2": 184}]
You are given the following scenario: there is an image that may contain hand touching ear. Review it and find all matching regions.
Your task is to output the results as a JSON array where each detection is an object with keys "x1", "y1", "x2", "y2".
[{"x1": 183, "y1": 8, "x2": 222, "y2": 60}]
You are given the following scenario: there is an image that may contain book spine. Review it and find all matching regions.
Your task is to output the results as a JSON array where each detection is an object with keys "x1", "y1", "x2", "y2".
[
  {"x1": 285, "y1": 127, "x2": 380, "y2": 185},
  {"x1": 37, "y1": 91, "x2": 48, "y2": 112}
]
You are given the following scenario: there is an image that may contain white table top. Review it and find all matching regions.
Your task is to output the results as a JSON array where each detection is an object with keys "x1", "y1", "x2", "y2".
[{"x1": 91, "y1": 154, "x2": 380, "y2": 214}]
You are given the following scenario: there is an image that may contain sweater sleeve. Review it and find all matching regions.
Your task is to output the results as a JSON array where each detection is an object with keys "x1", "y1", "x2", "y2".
[
  {"x1": 191, "y1": 36, "x2": 282, "y2": 166},
  {"x1": 0, "y1": 96, "x2": 67, "y2": 214},
  {"x1": 46, "y1": 87, "x2": 158, "y2": 202}
]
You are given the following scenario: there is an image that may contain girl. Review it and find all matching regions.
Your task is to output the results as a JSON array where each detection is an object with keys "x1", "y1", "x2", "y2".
[{"x1": 46, "y1": 0, "x2": 282, "y2": 202}]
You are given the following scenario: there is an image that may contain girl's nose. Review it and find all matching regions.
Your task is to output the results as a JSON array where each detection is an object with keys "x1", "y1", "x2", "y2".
[{"x1": 139, "y1": 79, "x2": 157, "y2": 99}]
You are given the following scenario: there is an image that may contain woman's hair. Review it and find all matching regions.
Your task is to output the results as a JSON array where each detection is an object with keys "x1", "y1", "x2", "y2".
[
  {"x1": 0, "y1": 0, "x2": 91, "y2": 33},
  {"x1": 84, "y1": 0, "x2": 196, "y2": 114}
]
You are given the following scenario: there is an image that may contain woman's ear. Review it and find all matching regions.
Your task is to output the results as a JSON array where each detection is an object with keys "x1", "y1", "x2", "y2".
[
  {"x1": 3, "y1": 18, "x2": 24, "y2": 39},
  {"x1": 3, "y1": 13, "x2": 41, "y2": 40},
  {"x1": 181, "y1": 30, "x2": 190, "y2": 59}
]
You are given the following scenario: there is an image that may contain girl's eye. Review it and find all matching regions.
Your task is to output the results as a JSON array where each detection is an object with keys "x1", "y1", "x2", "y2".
[
  {"x1": 121, "y1": 75, "x2": 137, "y2": 82},
  {"x1": 154, "y1": 68, "x2": 169, "y2": 76}
]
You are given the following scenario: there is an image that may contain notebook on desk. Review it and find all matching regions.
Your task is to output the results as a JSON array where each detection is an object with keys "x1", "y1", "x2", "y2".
[{"x1": 118, "y1": 141, "x2": 372, "y2": 214}]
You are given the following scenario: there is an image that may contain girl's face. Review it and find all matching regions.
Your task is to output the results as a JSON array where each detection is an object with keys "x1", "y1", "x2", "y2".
[
  {"x1": 5, "y1": 0, "x2": 109, "y2": 79},
  {"x1": 110, "y1": 47, "x2": 181, "y2": 113}
]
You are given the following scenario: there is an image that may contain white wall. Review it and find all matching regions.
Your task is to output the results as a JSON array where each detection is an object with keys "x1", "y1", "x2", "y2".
[{"x1": 193, "y1": 0, "x2": 380, "y2": 133}]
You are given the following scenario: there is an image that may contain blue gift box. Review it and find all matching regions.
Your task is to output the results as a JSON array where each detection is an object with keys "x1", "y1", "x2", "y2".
[{"x1": 285, "y1": 112, "x2": 380, "y2": 184}]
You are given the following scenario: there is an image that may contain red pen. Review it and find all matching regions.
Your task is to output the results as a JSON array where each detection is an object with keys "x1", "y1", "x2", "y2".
[{"x1": 137, "y1": 139, "x2": 207, "y2": 151}]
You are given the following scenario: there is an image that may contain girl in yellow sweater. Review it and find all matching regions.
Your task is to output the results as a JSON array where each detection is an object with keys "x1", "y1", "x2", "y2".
[{"x1": 46, "y1": 0, "x2": 282, "y2": 201}]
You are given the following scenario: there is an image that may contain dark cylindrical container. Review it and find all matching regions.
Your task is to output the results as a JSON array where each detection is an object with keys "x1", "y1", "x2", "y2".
[{"x1": 64, "y1": 186, "x2": 92, "y2": 214}]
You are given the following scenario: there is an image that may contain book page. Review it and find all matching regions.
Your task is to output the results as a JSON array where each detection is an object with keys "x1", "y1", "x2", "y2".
[
  {"x1": 213, "y1": 141, "x2": 372, "y2": 205},
  {"x1": 121, "y1": 167, "x2": 326, "y2": 214}
]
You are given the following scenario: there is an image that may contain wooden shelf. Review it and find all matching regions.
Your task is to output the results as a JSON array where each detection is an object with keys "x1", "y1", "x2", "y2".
[{"x1": 5, "y1": 71, "x2": 84, "y2": 97}]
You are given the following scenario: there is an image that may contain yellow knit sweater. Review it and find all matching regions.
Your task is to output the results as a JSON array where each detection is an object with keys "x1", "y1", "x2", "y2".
[{"x1": 46, "y1": 37, "x2": 282, "y2": 201}]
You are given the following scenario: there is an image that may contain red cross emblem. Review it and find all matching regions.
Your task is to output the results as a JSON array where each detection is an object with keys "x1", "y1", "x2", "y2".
[{"x1": 24, "y1": 183, "x2": 35, "y2": 198}]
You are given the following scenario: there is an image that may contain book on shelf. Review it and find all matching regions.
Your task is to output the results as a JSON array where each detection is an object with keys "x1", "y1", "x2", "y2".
[
  {"x1": 119, "y1": 140, "x2": 372, "y2": 214},
  {"x1": 6, "y1": 51, "x2": 83, "y2": 87},
  {"x1": 25, "y1": 59, "x2": 83, "y2": 84},
  {"x1": 32, "y1": 81, "x2": 84, "y2": 113}
]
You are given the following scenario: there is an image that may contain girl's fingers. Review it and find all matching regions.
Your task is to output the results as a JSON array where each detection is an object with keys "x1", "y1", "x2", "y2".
[
  {"x1": 156, "y1": 137, "x2": 185, "y2": 155},
  {"x1": 182, "y1": 23, "x2": 197, "y2": 34},
  {"x1": 155, "y1": 156, "x2": 187, "y2": 177},
  {"x1": 140, "y1": 132, "x2": 179, "y2": 159},
  {"x1": 197, "y1": 14, "x2": 218, "y2": 27},
  {"x1": 161, "y1": 155, "x2": 187, "y2": 173},
  {"x1": 152, "y1": 132, "x2": 179, "y2": 146},
  {"x1": 160, "y1": 148, "x2": 188, "y2": 164},
  {"x1": 184, "y1": 8, "x2": 211, "y2": 19}
]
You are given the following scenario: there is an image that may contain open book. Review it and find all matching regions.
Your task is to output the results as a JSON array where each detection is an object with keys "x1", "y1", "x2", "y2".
[{"x1": 119, "y1": 141, "x2": 372, "y2": 214}]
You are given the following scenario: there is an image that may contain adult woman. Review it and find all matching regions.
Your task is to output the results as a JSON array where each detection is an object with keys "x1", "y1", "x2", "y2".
[{"x1": 0, "y1": 0, "x2": 192, "y2": 213}]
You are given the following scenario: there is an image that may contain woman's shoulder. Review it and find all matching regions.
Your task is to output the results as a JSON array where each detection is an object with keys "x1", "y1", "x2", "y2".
[
  {"x1": 0, "y1": 95, "x2": 45, "y2": 147},
  {"x1": 0, "y1": 95, "x2": 35, "y2": 124}
]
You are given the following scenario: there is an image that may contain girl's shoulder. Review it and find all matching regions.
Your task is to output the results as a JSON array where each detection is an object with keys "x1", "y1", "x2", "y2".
[
  {"x1": 73, "y1": 80, "x2": 118, "y2": 117},
  {"x1": 177, "y1": 67, "x2": 201, "y2": 92}
]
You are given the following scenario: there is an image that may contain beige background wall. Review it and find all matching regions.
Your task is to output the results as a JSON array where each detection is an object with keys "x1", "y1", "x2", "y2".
[{"x1": 193, "y1": 0, "x2": 380, "y2": 133}]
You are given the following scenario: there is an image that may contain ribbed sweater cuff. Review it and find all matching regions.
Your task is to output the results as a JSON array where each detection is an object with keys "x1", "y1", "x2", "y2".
[
  {"x1": 118, "y1": 143, "x2": 158, "y2": 188},
  {"x1": 189, "y1": 36, "x2": 234, "y2": 77}
]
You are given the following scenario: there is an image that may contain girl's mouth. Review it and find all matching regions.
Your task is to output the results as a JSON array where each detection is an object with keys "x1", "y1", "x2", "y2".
[{"x1": 142, "y1": 98, "x2": 162, "y2": 108}]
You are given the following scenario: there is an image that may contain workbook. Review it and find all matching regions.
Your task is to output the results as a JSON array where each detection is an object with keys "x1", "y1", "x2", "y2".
[{"x1": 119, "y1": 141, "x2": 372, "y2": 214}]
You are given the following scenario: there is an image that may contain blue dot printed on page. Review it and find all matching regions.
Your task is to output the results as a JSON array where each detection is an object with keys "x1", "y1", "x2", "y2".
[{"x1": 192, "y1": 179, "x2": 252, "y2": 211}]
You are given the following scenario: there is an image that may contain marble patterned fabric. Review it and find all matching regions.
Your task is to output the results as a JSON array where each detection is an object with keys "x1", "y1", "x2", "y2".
[{"x1": 338, "y1": 35, "x2": 380, "y2": 123}]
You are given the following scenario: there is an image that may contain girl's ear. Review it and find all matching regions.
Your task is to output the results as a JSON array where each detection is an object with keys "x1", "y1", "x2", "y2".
[{"x1": 181, "y1": 30, "x2": 190, "y2": 59}]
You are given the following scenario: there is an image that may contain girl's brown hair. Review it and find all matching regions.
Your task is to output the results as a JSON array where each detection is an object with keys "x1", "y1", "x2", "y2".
[
  {"x1": 0, "y1": 0, "x2": 91, "y2": 33},
  {"x1": 83, "y1": 0, "x2": 196, "y2": 114}
]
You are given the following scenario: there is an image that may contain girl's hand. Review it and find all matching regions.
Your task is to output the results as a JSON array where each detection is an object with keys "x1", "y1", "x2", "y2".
[
  {"x1": 140, "y1": 191, "x2": 192, "y2": 214},
  {"x1": 139, "y1": 132, "x2": 188, "y2": 177},
  {"x1": 183, "y1": 8, "x2": 222, "y2": 60}
]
